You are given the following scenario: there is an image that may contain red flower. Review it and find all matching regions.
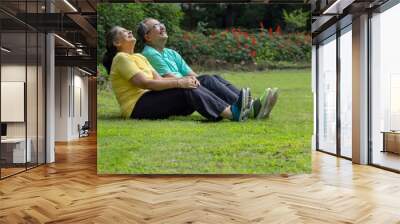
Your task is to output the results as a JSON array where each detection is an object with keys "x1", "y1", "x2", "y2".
[
  {"x1": 244, "y1": 44, "x2": 249, "y2": 49},
  {"x1": 233, "y1": 31, "x2": 239, "y2": 39},
  {"x1": 250, "y1": 50, "x2": 256, "y2": 58},
  {"x1": 251, "y1": 36, "x2": 257, "y2": 46},
  {"x1": 243, "y1": 32, "x2": 249, "y2": 39},
  {"x1": 259, "y1": 21, "x2": 264, "y2": 29},
  {"x1": 268, "y1": 27, "x2": 273, "y2": 36},
  {"x1": 275, "y1": 25, "x2": 282, "y2": 35}
]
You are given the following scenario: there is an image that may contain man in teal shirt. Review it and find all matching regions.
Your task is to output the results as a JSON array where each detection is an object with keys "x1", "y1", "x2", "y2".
[
  {"x1": 142, "y1": 44, "x2": 192, "y2": 79},
  {"x1": 138, "y1": 18, "x2": 279, "y2": 119}
]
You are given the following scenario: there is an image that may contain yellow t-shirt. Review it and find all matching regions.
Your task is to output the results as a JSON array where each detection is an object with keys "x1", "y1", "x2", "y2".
[{"x1": 110, "y1": 52, "x2": 155, "y2": 118}]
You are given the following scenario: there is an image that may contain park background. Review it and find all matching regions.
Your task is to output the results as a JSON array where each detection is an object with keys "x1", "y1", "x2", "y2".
[{"x1": 97, "y1": 3, "x2": 313, "y2": 174}]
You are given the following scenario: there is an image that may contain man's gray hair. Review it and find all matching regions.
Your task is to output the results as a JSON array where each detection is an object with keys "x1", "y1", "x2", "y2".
[{"x1": 137, "y1": 18, "x2": 156, "y2": 43}]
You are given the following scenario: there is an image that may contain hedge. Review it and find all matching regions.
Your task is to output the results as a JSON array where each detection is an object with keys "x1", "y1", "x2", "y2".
[{"x1": 167, "y1": 28, "x2": 311, "y2": 70}]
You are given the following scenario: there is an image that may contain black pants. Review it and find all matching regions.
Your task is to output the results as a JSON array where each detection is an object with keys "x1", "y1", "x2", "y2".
[
  {"x1": 131, "y1": 74, "x2": 240, "y2": 121},
  {"x1": 197, "y1": 74, "x2": 240, "y2": 105}
]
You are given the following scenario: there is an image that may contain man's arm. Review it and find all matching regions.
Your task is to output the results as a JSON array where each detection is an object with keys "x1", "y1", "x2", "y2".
[
  {"x1": 144, "y1": 53, "x2": 175, "y2": 78},
  {"x1": 186, "y1": 71, "x2": 198, "y2": 77},
  {"x1": 151, "y1": 70, "x2": 180, "y2": 80},
  {"x1": 163, "y1": 73, "x2": 179, "y2": 79},
  {"x1": 172, "y1": 50, "x2": 197, "y2": 77}
]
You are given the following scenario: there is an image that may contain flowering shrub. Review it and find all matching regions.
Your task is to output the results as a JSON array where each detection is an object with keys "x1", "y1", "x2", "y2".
[
  {"x1": 256, "y1": 32, "x2": 311, "y2": 65},
  {"x1": 168, "y1": 28, "x2": 311, "y2": 69},
  {"x1": 211, "y1": 28, "x2": 259, "y2": 64},
  {"x1": 168, "y1": 32, "x2": 212, "y2": 65}
]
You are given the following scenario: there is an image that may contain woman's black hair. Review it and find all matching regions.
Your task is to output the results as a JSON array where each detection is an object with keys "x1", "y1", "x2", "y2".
[{"x1": 102, "y1": 26, "x2": 121, "y2": 74}]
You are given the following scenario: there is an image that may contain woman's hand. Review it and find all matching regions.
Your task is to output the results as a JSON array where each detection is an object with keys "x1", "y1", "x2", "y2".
[{"x1": 178, "y1": 76, "x2": 200, "y2": 89}]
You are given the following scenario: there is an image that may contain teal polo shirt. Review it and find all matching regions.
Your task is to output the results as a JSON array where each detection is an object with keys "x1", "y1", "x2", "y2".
[{"x1": 142, "y1": 45, "x2": 192, "y2": 78}]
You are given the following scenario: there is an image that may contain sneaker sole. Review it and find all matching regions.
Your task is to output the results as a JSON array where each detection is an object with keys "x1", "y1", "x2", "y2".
[
  {"x1": 239, "y1": 88, "x2": 250, "y2": 121},
  {"x1": 244, "y1": 87, "x2": 253, "y2": 121},
  {"x1": 256, "y1": 88, "x2": 272, "y2": 120},
  {"x1": 246, "y1": 87, "x2": 252, "y2": 109},
  {"x1": 263, "y1": 89, "x2": 279, "y2": 119}
]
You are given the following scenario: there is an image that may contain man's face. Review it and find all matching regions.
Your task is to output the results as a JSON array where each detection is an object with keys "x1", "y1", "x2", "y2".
[{"x1": 144, "y1": 19, "x2": 168, "y2": 45}]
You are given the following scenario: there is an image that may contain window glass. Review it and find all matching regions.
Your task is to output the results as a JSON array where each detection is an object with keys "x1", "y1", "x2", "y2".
[
  {"x1": 318, "y1": 35, "x2": 337, "y2": 154},
  {"x1": 371, "y1": 3, "x2": 400, "y2": 171},
  {"x1": 340, "y1": 26, "x2": 352, "y2": 158}
]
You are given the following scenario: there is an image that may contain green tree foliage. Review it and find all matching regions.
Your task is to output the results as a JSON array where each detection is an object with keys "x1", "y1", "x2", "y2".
[
  {"x1": 97, "y1": 3, "x2": 183, "y2": 61},
  {"x1": 283, "y1": 9, "x2": 310, "y2": 32},
  {"x1": 97, "y1": 3, "x2": 311, "y2": 73},
  {"x1": 180, "y1": 4, "x2": 310, "y2": 32}
]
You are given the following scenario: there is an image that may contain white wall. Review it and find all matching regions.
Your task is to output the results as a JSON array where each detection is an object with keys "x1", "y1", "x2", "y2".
[
  {"x1": 1, "y1": 65, "x2": 26, "y2": 138},
  {"x1": 73, "y1": 72, "x2": 89, "y2": 136},
  {"x1": 1, "y1": 64, "x2": 46, "y2": 164},
  {"x1": 55, "y1": 67, "x2": 89, "y2": 141},
  {"x1": 55, "y1": 66, "x2": 70, "y2": 141},
  {"x1": 1, "y1": 65, "x2": 42, "y2": 137}
]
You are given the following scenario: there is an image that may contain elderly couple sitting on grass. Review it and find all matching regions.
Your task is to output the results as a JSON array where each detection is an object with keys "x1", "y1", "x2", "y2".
[{"x1": 102, "y1": 18, "x2": 279, "y2": 122}]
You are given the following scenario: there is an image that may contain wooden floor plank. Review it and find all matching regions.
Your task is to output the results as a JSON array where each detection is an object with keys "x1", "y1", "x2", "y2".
[{"x1": 0, "y1": 135, "x2": 400, "y2": 223}]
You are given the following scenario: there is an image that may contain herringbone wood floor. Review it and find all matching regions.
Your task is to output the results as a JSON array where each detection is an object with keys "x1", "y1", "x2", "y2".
[{"x1": 1, "y1": 135, "x2": 400, "y2": 223}]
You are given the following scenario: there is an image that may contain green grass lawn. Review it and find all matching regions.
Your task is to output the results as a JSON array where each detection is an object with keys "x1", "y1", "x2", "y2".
[{"x1": 97, "y1": 70, "x2": 312, "y2": 174}]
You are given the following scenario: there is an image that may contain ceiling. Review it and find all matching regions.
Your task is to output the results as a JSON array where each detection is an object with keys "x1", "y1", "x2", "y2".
[
  {"x1": 0, "y1": 0, "x2": 97, "y2": 73},
  {"x1": 311, "y1": 0, "x2": 390, "y2": 41},
  {"x1": 99, "y1": 0, "x2": 310, "y2": 3}
]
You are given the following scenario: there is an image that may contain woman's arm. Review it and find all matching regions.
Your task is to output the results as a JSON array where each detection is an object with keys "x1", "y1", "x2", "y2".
[
  {"x1": 163, "y1": 74, "x2": 179, "y2": 79},
  {"x1": 151, "y1": 70, "x2": 179, "y2": 79},
  {"x1": 151, "y1": 69, "x2": 163, "y2": 80},
  {"x1": 130, "y1": 71, "x2": 199, "y2": 91}
]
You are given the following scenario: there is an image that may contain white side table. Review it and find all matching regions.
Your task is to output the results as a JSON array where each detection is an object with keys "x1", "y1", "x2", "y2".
[{"x1": 1, "y1": 138, "x2": 31, "y2": 163}]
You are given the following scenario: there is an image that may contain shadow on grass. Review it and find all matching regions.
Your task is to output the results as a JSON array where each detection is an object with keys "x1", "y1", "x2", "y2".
[{"x1": 98, "y1": 113, "x2": 215, "y2": 123}]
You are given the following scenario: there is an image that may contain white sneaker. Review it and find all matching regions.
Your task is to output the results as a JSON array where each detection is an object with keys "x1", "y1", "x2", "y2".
[{"x1": 263, "y1": 88, "x2": 279, "y2": 119}]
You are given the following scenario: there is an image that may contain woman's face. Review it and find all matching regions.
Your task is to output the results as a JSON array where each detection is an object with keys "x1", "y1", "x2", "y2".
[{"x1": 114, "y1": 27, "x2": 136, "y2": 50}]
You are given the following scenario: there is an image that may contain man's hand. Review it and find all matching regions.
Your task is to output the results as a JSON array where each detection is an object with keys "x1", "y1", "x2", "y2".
[
  {"x1": 177, "y1": 76, "x2": 199, "y2": 89},
  {"x1": 162, "y1": 72, "x2": 200, "y2": 87},
  {"x1": 188, "y1": 76, "x2": 200, "y2": 87}
]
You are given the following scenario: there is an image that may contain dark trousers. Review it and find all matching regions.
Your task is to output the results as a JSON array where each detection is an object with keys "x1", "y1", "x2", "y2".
[
  {"x1": 131, "y1": 87, "x2": 229, "y2": 121},
  {"x1": 131, "y1": 74, "x2": 241, "y2": 121},
  {"x1": 197, "y1": 74, "x2": 240, "y2": 105}
]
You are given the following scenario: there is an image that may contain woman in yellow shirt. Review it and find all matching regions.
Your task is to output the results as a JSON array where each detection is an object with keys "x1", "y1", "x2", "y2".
[{"x1": 102, "y1": 26, "x2": 252, "y2": 121}]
